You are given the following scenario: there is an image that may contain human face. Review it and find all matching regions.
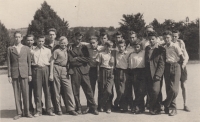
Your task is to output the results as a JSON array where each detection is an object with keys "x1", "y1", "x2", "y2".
[
  {"x1": 130, "y1": 34, "x2": 137, "y2": 44},
  {"x1": 26, "y1": 37, "x2": 34, "y2": 47},
  {"x1": 148, "y1": 36, "x2": 157, "y2": 47},
  {"x1": 90, "y1": 39, "x2": 98, "y2": 49},
  {"x1": 49, "y1": 31, "x2": 56, "y2": 41},
  {"x1": 134, "y1": 44, "x2": 141, "y2": 53},
  {"x1": 116, "y1": 35, "x2": 123, "y2": 42},
  {"x1": 37, "y1": 38, "x2": 45, "y2": 48},
  {"x1": 163, "y1": 35, "x2": 172, "y2": 45},
  {"x1": 14, "y1": 33, "x2": 22, "y2": 45},
  {"x1": 101, "y1": 35, "x2": 108, "y2": 45},
  {"x1": 105, "y1": 44, "x2": 113, "y2": 52},
  {"x1": 172, "y1": 33, "x2": 179, "y2": 42},
  {"x1": 59, "y1": 40, "x2": 68, "y2": 49},
  {"x1": 117, "y1": 43, "x2": 126, "y2": 53},
  {"x1": 74, "y1": 36, "x2": 82, "y2": 45}
]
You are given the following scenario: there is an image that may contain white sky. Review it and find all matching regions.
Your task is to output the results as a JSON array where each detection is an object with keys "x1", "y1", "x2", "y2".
[{"x1": 0, "y1": 0, "x2": 199, "y2": 29}]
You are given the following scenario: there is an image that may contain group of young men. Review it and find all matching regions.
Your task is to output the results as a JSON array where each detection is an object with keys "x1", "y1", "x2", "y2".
[{"x1": 7, "y1": 25, "x2": 190, "y2": 120}]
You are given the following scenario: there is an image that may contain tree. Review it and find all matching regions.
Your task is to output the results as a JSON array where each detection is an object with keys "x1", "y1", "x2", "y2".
[
  {"x1": 0, "y1": 21, "x2": 10, "y2": 65},
  {"x1": 150, "y1": 18, "x2": 163, "y2": 36},
  {"x1": 119, "y1": 13, "x2": 146, "y2": 40},
  {"x1": 27, "y1": 1, "x2": 69, "y2": 40}
]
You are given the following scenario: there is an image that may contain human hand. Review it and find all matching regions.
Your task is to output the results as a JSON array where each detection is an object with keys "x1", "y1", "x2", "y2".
[
  {"x1": 8, "y1": 77, "x2": 12, "y2": 83},
  {"x1": 28, "y1": 76, "x2": 32, "y2": 82}
]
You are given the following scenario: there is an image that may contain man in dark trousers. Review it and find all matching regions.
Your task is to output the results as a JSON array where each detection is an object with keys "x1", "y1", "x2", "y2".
[
  {"x1": 68, "y1": 32, "x2": 99, "y2": 115},
  {"x1": 145, "y1": 32, "x2": 165, "y2": 115},
  {"x1": 7, "y1": 31, "x2": 33, "y2": 120}
]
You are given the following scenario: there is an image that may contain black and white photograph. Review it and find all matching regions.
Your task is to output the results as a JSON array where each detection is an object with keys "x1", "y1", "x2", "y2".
[{"x1": 0, "y1": 0, "x2": 199, "y2": 122}]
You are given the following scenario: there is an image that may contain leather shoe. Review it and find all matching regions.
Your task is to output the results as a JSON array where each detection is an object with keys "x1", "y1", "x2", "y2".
[
  {"x1": 91, "y1": 109, "x2": 99, "y2": 115},
  {"x1": 47, "y1": 112, "x2": 55, "y2": 116},
  {"x1": 26, "y1": 114, "x2": 33, "y2": 118},
  {"x1": 57, "y1": 111, "x2": 63, "y2": 115},
  {"x1": 164, "y1": 107, "x2": 169, "y2": 114},
  {"x1": 82, "y1": 107, "x2": 90, "y2": 114},
  {"x1": 184, "y1": 106, "x2": 190, "y2": 112},
  {"x1": 106, "y1": 109, "x2": 111, "y2": 114},
  {"x1": 13, "y1": 115, "x2": 22, "y2": 120},
  {"x1": 69, "y1": 110, "x2": 78, "y2": 116},
  {"x1": 169, "y1": 109, "x2": 177, "y2": 116},
  {"x1": 76, "y1": 110, "x2": 82, "y2": 114},
  {"x1": 34, "y1": 112, "x2": 42, "y2": 117},
  {"x1": 98, "y1": 107, "x2": 104, "y2": 112}
]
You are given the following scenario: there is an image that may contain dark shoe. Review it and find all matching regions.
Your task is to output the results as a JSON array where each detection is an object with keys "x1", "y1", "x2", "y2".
[
  {"x1": 69, "y1": 110, "x2": 78, "y2": 116},
  {"x1": 149, "y1": 110, "x2": 156, "y2": 115},
  {"x1": 164, "y1": 107, "x2": 169, "y2": 114},
  {"x1": 120, "y1": 109, "x2": 128, "y2": 113},
  {"x1": 57, "y1": 111, "x2": 63, "y2": 116},
  {"x1": 76, "y1": 110, "x2": 82, "y2": 114},
  {"x1": 82, "y1": 107, "x2": 90, "y2": 114},
  {"x1": 34, "y1": 112, "x2": 42, "y2": 117},
  {"x1": 13, "y1": 115, "x2": 22, "y2": 120},
  {"x1": 106, "y1": 109, "x2": 111, "y2": 114},
  {"x1": 42, "y1": 108, "x2": 46, "y2": 115},
  {"x1": 47, "y1": 112, "x2": 55, "y2": 116},
  {"x1": 91, "y1": 109, "x2": 99, "y2": 115},
  {"x1": 184, "y1": 106, "x2": 190, "y2": 112},
  {"x1": 169, "y1": 109, "x2": 177, "y2": 116},
  {"x1": 25, "y1": 114, "x2": 33, "y2": 118}
]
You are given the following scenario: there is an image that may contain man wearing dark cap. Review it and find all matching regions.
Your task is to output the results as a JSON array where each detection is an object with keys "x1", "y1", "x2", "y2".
[{"x1": 68, "y1": 32, "x2": 99, "y2": 115}]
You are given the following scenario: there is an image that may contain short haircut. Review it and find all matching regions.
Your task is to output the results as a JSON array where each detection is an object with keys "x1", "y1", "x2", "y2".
[
  {"x1": 59, "y1": 36, "x2": 68, "y2": 43},
  {"x1": 104, "y1": 40, "x2": 113, "y2": 47},
  {"x1": 129, "y1": 31, "x2": 137, "y2": 36},
  {"x1": 48, "y1": 28, "x2": 57, "y2": 34},
  {"x1": 90, "y1": 35, "x2": 98, "y2": 40},
  {"x1": 38, "y1": 35, "x2": 45, "y2": 39},
  {"x1": 100, "y1": 32, "x2": 108, "y2": 37},
  {"x1": 75, "y1": 32, "x2": 83, "y2": 37},
  {"x1": 163, "y1": 30, "x2": 173, "y2": 36},
  {"x1": 115, "y1": 31, "x2": 122, "y2": 36},
  {"x1": 148, "y1": 31, "x2": 157, "y2": 37},
  {"x1": 117, "y1": 40, "x2": 126, "y2": 46},
  {"x1": 26, "y1": 34, "x2": 34, "y2": 39},
  {"x1": 146, "y1": 25, "x2": 153, "y2": 29},
  {"x1": 14, "y1": 31, "x2": 22, "y2": 37},
  {"x1": 172, "y1": 30, "x2": 180, "y2": 35}
]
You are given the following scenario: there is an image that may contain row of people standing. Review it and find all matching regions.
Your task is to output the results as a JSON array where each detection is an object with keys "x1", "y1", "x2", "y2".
[{"x1": 7, "y1": 25, "x2": 190, "y2": 120}]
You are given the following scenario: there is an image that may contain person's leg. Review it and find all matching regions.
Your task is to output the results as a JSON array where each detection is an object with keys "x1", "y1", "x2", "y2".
[
  {"x1": 71, "y1": 69, "x2": 81, "y2": 112},
  {"x1": 53, "y1": 66, "x2": 62, "y2": 114},
  {"x1": 114, "y1": 69, "x2": 121, "y2": 107},
  {"x1": 180, "y1": 67, "x2": 190, "y2": 111},
  {"x1": 12, "y1": 78, "x2": 23, "y2": 116},
  {"x1": 28, "y1": 81, "x2": 34, "y2": 114},
  {"x1": 42, "y1": 66, "x2": 53, "y2": 115},
  {"x1": 88, "y1": 67, "x2": 97, "y2": 106},
  {"x1": 20, "y1": 77, "x2": 30, "y2": 116},
  {"x1": 98, "y1": 68, "x2": 104, "y2": 110},
  {"x1": 33, "y1": 68, "x2": 43, "y2": 114}
]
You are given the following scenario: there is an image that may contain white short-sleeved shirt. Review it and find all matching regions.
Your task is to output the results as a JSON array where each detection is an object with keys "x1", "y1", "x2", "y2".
[
  {"x1": 97, "y1": 51, "x2": 113, "y2": 69},
  {"x1": 164, "y1": 42, "x2": 183, "y2": 63},
  {"x1": 128, "y1": 50, "x2": 145, "y2": 69},
  {"x1": 32, "y1": 46, "x2": 52, "y2": 66},
  {"x1": 115, "y1": 51, "x2": 129, "y2": 69}
]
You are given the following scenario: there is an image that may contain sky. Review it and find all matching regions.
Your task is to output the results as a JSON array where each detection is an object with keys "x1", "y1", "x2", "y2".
[{"x1": 0, "y1": 0, "x2": 199, "y2": 29}]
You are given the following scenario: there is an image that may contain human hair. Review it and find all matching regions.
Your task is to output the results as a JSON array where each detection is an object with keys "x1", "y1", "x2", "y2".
[
  {"x1": 117, "y1": 40, "x2": 126, "y2": 46},
  {"x1": 129, "y1": 31, "x2": 137, "y2": 36},
  {"x1": 48, "y1": 28, "x2": 57, "y2": 34},
  {"x1": 74, "y1": 32, "x2": 83, "y2": 38},
  {"x1": 59, "y1": 36, "x2": 68, "y2": 43},
  {"x1": 14, "y1": 31, "x2": 22, "y2": 37},
  {"x1": 38, "y1": 35, "x2": 45, "y2": 39},
  {"x1": 172, "y1": 30, "x2": 180, "y2": 35},
  {"x1": 148, "y1": 31, "x2": 157, "y2": 37},
  {"x1": 115, "y1": 31, "x2": 122, "y2": 36},
  {"x1": 104, "y1": 40, "x2": 113, "y2": 48},
  {"x1": 146, "y1": 25, "x2": 153, "y2": 29},
  {"x1": 163, "y1": 30, "x2": 173, "y2": 36},
  {"x1": 26, "y1": 34, "x2": 34, "y2": 39}
]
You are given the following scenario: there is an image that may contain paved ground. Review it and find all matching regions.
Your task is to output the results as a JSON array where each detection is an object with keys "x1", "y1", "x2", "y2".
[{"x1": 0, "y1": 64, "x2": 200, "y2": 122}]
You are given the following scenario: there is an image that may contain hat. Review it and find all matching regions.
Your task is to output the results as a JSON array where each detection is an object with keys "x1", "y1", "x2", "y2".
[{"x1": 48, "y1": 28, "x2": 57, "y2": 34}]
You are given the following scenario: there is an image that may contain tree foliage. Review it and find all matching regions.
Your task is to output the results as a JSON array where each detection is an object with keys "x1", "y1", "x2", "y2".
[
  {"x1": 27, "y1": 1, "x2": 69, "y2": 39},
  {"x1": 0, "y1": 21, "x2": 10, "y2": 65}
]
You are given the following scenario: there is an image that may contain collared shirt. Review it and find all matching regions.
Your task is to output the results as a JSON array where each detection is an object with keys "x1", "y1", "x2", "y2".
[
  {"x1": 148, "y1": 44, "x2": 159, "y2": 58},
  {"x1": 52, "y1": 47, "x2": 68, "y2": 66},
  {"x1": 28, "y1": 46, "x2": 36, "y2": 65},
  {"x1": 173, "y1": 39, "x2": 189, "y2": 66},
  {"x1": 13, "y1": 43, "x2": 23, "y2": 54},
  {"x1": 126, "y1": 44, "x2": 136, "y2": 54},
  {"x1": 128, "y1": 50, "x2": 145, "y2": 69},
  {"x1": 164, "y1": 42, "x2": 183, "y2": 63},
  {"x1": 97, "y1": 51, "x2": 113, "y2": 69},
  {"x1": 116, "y1": 50, "x2": 129, "y2": 69},
  {"x1": 88, "y1": 45, "x2": 105, "y2": 67},
  {"x1": 32, "y1": 46, "x2": 51, "y2": 66}
]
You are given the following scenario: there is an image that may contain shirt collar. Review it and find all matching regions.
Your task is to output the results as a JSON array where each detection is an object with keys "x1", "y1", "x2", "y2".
[
  {"x1": 13, "y1": 43, "x2": 23, "y2": 48},
  {"x1": 150, "y1": 44, "x2": 158, "y2": 49},
  {"x1": 36, "y1": 46, "x2": 45, "y2": 49}
]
